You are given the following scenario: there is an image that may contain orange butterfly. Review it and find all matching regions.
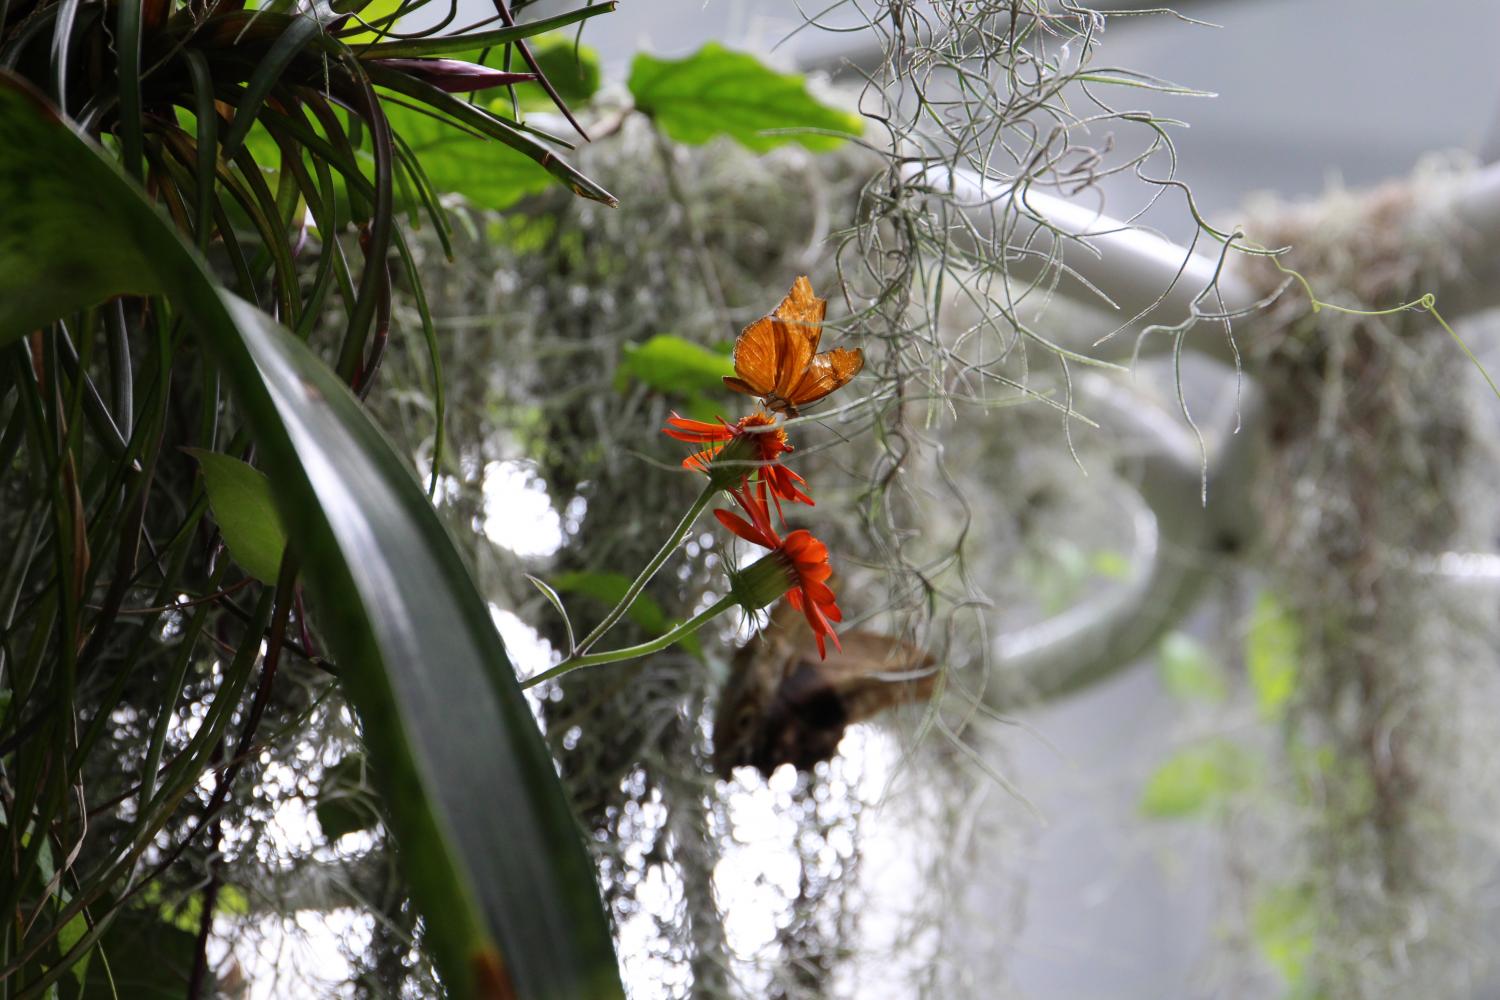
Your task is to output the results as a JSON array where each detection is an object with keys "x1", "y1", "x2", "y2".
[{"x1": 724, "y1": 276, "x2": 864, "y2": 416}]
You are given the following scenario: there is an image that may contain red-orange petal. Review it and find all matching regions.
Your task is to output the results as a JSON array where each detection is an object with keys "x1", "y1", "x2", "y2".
[
  {"x1": 715, "y1": 507, "x2": 775, "y2": 549},
  {"x1": 662, "y1": 413, "x2": 733, "y2": 443}
]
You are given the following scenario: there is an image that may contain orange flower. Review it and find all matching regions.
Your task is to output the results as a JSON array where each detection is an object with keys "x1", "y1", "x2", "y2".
[
  {"x1": 717, "y1": 486, "x2": 842, "y2": 657},
  {"x1": 663, "y1": 411, "x2": 812, "y2": 515}
]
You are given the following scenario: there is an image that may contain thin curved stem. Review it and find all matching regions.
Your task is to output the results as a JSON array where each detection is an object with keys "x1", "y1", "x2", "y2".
[
  {"x1": 571, "y1": 482, "x2": 716, "y2": 656},
  {"x1": 523, "y1": 593, "x2": 738, "y2": 689}
]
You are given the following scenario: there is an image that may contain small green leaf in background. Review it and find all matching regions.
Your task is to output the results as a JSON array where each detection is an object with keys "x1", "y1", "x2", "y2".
[
  {"x1": 1157, "y1": 631, "x2": 1227, "y2": 703},
  {"x1": 550, "y1": 570, "x2": 700, "y2": 656},
  {"x1": 628, "y1": 43, "x2": 862, "y2": 152},
  {"x1": 1140, "y1": 739, "x2": 1257, "y2": 819},
  {"x1": 338, "y1": 0, "x2": 405, "y2": 44},
  {"x1": 1246, "y1": 590, "x2": 1301, "y2": 719},
  {"x1": 186, "y1": 448, "x2": 287, "y2": 585},
  {"x1": 521, "y1": 33, "x2": 602, "y2": 109},
  {"x1": 55, "y1": 913, "x2": 90, "y2": 991},
  {"x1": 616, "y1": 333, "x2": 733, "y2": 397},
  {"x1": 1089, "y1": 549, "x2": 1131, "y2": 580},
  {"x1": 316, "y1": 754, "x2": 382, "y2": 840},
  {"x1": 1252, "y1": 883, "x2": 1318, "y2": 995}
]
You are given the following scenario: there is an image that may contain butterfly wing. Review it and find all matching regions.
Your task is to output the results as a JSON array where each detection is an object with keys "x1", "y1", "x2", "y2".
[
  {"x1": 726, "y1": 276, "x2": 827, "y2": 403},
  {"x1": 724, "y1": 316, "x2": 780, "y2": 399},
  {"x1": 786, "y1": 347, "x2": 864, "y2": 408},
  {"x1": 772, "y1": 275, "x2": 827, "y2": 353}
]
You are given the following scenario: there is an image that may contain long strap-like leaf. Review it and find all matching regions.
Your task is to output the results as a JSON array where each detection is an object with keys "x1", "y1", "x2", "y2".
[{"x1": 0, "y1": 72, "x2": 624, "y2": 1000}]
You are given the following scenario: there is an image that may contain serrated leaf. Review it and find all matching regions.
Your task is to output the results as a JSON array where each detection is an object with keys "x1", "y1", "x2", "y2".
[
  {"x1": 185, "y1": 449, "x2": 288, "y2": 585},
  {"x1": 1140, "y1": 740, "x2": 1256, "y2": 819},
  {"x1": 1246, "y1": 590, "x2": 1300, "y2": 719},
  {"x1": 1156, "y1": 631, "x2": 1227, "y2": 703},
  {"x1": 0, "y1": 73, "x2": 622, "y2": 1000},
  {"x1": 628, "y1": 43, "x2": 862, "y2": 152},
  {"x1": 616, "y1": 333, "x2": 733, "y2": 397}
]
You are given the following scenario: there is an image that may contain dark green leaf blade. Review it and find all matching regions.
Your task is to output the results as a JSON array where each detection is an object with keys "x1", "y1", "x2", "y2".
[
  {"x1": 0, "y1": 71, "x2": 623, "y2": 1000},
  {"x1": 628, "y1": 43, "x2": 862, "y2": 152}
]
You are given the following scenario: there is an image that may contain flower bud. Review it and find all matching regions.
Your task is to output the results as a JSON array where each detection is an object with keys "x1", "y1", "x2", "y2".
[
  {"x1": 729, "y1": 550, "x2": 796, "y2": 611},
  {"x1": 703, "y1": 433, "x2": 761, "y2": 492}
]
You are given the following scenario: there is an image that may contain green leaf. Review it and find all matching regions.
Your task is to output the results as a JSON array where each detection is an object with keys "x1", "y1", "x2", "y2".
[
  {"x1": 0, "y1": 72, "x2": 623, "y2": 1000},
  {"x1": 384, "y1": 100, "x2": 556, "y2": 210},
  {"x1": 316, "y1": 754, "x2": 382, "y2": 840},
  {"x1": 551, "y1": 570, "x2": 668, "y2": 635},
  {"x1": 628, "y1": 43, "x2": 862, "y2": 152},
  {"x1": 79, "y1": 905, "x2": 200, "y2": 1000},
  {"x1": 185, "y1": 449, "x2": 288, "y2": 585},
  {"x1": 1246, "y1": 590, "x2": 1300, "y2": 719},
  {"x1": 1089, "y1": 549, "x2": 1131, "y2": 580},
  {"x1": 550, "y1": 571, "x2": 700, "y2": 656},
  {"x1": 1252, "y1": 884, "x2": 1318, "y2": 993},
  {"x1": 340, "y1": 0, "x2": 405, "y2": 44},
  {"x1": 1140, "y1": 740, "x2": 1256, "y2": 819},
  {"x1": 616, "y1": 333, "x2": 733, "y2": 397},
  {"x1": 522, "y1": 33, "x2": 602, "y2": 109},
  {"x1": 1156, "y1": 631, "x2": 1227, "y2": 703},
  {"x1": 55, "y1": 913, "x2": 90, "y2": 992},
  {"x1": 358, "y1": 3, "x2": 617, "y2": 60}
]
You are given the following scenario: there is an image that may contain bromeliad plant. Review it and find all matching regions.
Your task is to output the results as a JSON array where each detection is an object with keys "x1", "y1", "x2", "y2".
[{"x1": 0, "y1": 0, "x2": 627, "y2": 996}]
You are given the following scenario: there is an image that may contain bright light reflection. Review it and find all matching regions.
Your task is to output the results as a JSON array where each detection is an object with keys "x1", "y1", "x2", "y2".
[{"x1": 482, "y1": 460, "x2": 565, "y2": 557}]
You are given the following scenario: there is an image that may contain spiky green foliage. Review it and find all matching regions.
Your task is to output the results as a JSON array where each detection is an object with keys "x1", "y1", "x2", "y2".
[{"x1": 0, "y1": 1, "x2": 626, "y2": 996}]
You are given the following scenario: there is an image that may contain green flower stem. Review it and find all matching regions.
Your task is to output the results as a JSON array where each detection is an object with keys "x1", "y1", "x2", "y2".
[
  {"x1": 571, "y1": 481, "x2": 716, "y2": 656},
  {"x1": 523, "y1": 593, "x2": 738, "y2": 689}
]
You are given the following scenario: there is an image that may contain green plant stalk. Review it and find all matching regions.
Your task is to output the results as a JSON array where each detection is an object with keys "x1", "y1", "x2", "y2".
[
  {"x1": 571, "y1": 481, "x2": 715, "y2": 656},
  {"x1": 523, "y1": 593, "x2": 737, "y2": 689}
]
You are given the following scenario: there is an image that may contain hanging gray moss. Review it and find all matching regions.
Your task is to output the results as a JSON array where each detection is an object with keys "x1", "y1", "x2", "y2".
[{"x1": 1219, "y1": 160, "x2": 1500, "y2": 998}]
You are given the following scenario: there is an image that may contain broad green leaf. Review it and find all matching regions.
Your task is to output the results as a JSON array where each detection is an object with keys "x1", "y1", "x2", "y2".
[
  {"x1": 1140, "y1": 740, "x2": 1256, "y2": 819},
  {"x1": 616, "y1": 333, "x2": 733, "y2": 396},
  {"x1": 385, "y1": 101, "x2": 555, "y2": 210},
  {"x1": 551, "y1": 570, "x2": 668, "y2": 634},
  {"x1": 185, "y1": 449, "x2": 288, "y2": 585},
  {"x1": 1252, "y1": 884, "x2": 1318, "y2": 993},
  {"x1": 1246, "y1": 591, "x2": 1300, "y2": 719},
  {"x1": 1156, "y1": 631, "x2": 1227, "y2": 703},
  {"x1": 628, "y1": 44, "x2": 862, "y2": 152},
  {"x1": 0, "y1": 72, "x2": 622, "y2": 1000}
]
